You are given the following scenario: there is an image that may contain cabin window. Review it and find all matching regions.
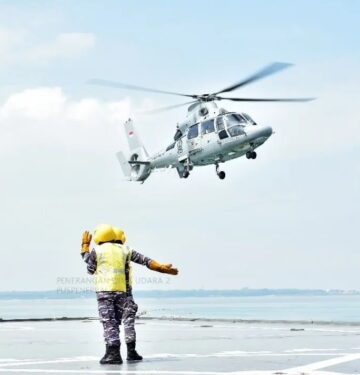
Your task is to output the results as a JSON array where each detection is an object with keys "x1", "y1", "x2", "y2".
[
  {"x1": 216, "y1": 116, "x2": 225, "y2": 131},
  {"x1": 218, "y1": 130, "x2": 228, "y2": 139},
  {"x1": 187, "y1": 124, "x2": 199, "y2": 139},
  {"x1": 201, "y1": 119, "x2": 215, "y2": 135},
  {"x1": 166, "y1": 142, "x2": 175, "y2": 151}
]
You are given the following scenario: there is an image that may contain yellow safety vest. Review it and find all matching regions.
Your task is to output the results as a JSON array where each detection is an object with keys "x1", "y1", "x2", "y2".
[
  {"x1": 94, "y1": 243, "x2": 130, "y2": 292},
  {"x1": 114, "y1": 243, "x2": 133, "y2": 288}
]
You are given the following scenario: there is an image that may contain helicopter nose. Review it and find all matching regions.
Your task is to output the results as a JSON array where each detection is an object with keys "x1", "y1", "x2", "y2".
[
  {"x1": 262, "y1": 125, "x2": 273, "y2": 138},
  {"x1": 247, "y1": 125, "x2": 273, "y2": 141}
]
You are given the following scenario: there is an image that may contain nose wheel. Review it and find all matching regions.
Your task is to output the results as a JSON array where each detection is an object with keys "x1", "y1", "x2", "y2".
[
  {"x1": 215, "y1": 163, "x2": 226, "y2": 180},
  {"x1": 246, "y1": 151, "x2": 257, "y2": 159},
  {"x1": 218, "y1": 171, "x2": 226, "y2": 179},
  {"x1": 181, "y1": 158, "x2": 192, "y2": 179}
]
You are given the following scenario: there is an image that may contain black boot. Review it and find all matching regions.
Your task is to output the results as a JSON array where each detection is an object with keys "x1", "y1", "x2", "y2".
[
  {"x1": 127, "y1": 342, "x2": 143, "y2": 361},
  {"x1": 100, "y1": 344, "x2": 123, "y2": 365}
]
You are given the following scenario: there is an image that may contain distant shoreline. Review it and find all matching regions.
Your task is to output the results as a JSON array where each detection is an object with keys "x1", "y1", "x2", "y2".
[
  {"x1": 1, "y1": 315, "x2": 360, "y2": 326},
  {"x1": 1, "y1": 288, "x2": 360, "y2": 300}
]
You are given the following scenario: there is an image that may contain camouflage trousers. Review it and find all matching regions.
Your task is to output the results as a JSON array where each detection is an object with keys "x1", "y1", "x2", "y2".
[
  {"x1": 123, "y1": 295, "x2": 138, "y2": 344},
  {"x1": 96, "y1": 292, "x2": 138, "y2": 346}
]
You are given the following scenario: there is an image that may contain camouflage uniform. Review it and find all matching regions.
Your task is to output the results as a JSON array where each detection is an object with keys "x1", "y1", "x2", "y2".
[
  {"x1": 122, "y1": 297, "x2": 138, "y2": 343},
  {"x1": 96, "y1": 291, "x2": 126, "y2": 346},
  {"x1": 82, "y1": 248, "x2": 151, "y2": 345}
]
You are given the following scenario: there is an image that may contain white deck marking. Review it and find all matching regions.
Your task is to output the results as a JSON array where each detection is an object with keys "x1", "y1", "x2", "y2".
[
  {"x1": 284, "y1": 349, "x2": 340, "y2": 353},
  {"x1": 0, "y1": 353, "x2": 360, "y2": 374},
  {"x1": 0, "y1": 351, "x2": 353, "y2": 368},
  {"x1": 145, "y1": 352, "x2": 346, "y2": 359},
  {"x1": 286, "y1": 352, "x2": 360, "y2": 371}
]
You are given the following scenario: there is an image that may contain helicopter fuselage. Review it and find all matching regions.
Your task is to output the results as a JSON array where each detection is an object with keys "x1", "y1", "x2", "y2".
[
  {"x1": 97, "y1": 61, "x2": 312, "y2": 181},
  {"x1": 148, "y1": 102, "x2": 272, "y2": 177}
]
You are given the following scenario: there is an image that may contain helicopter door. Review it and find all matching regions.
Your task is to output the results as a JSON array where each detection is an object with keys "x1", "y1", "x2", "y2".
[
  {"x1": 186, "y1": 123, "x2": 201, "y2": 155},
  {"x1": 216, "y1": 116, "x2": 229, "y2": 140}
]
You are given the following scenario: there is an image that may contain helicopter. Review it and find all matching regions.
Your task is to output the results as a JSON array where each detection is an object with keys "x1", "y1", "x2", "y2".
[{"x1": 89, "y1": 62, "x2": 314, "y2": 182}]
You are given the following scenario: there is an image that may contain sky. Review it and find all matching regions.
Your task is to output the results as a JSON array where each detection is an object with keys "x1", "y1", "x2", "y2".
[{"x1": 0, "y1": 0, "x2": 359, "y2": 291}]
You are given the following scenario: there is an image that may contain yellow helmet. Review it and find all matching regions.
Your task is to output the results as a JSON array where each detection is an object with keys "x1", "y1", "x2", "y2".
[
  {"x1": 93, "y1": 224, "x2": 116, "y2": 245},
  {"x1": 113, "y1": 227, "x2": 126, "y2": 244}
]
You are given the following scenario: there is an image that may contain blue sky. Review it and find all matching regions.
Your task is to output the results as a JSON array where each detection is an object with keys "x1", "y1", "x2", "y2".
[{"x1": 0, "y1": 1, "x2": 359, "y2": 291}]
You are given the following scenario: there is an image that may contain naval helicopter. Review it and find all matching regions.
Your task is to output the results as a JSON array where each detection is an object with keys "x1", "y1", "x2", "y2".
[{"x1": 89, "y1": 62, "x2": 314, "y2": 182}]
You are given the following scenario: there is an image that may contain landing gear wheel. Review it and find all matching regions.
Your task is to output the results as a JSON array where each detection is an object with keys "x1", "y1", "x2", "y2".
[
  {"x1": 215, "y1": 163, "x2": 226, "y2": 180},
  {"x1": 246, "y1": 151, "x2": 257, "y2": 159},
  {"x1": 183, "y1": 171, "x2": 190, "y2": 178},
  {"x1": 218, "y1": 171, "x2": 226, "y2": 180}
]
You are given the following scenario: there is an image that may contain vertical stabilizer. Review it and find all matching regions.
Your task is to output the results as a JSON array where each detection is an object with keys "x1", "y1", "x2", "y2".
[
  {"x1": 117, "y1": 118, "x2": 151, "y2": 182},
  {"x1": 124, "y1": 118, "x2": 148, "y2": 157}
]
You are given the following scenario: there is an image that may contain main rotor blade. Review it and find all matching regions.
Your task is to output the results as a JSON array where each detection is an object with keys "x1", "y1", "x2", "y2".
[
  {"x1": 88, "y1": 79, "x2": 197, "y2": 99},
  {"x1": 218, "y1": 96, "x2": 315, "y2": 102},
  {"x1": 214, "y1": 62, "x2": 293, "y2": 95},
  {"x1": 140, "y1": 100, "x2": 198, "y2": 114},
  {"x1": 128, "y1": 160, "x2": 150, "y2": 165}
]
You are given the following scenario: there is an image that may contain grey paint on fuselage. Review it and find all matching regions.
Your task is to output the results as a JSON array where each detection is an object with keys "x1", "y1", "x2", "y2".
[
  {"x1": 149, "y1": 103, "x2": 272, "y2": 171},
  {"x1": 118, "y1": 102, "x2": 273, "y2": 181},
  {"x1": 150, "y1": 123, "x2": 272, "y2": 168}
]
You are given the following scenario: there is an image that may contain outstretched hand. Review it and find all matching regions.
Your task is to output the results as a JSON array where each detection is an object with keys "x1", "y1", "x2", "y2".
[
  {"x1": 81, "y1": 231, "x2": 92, "y2": 254},
  {"x1": 162, "y1": 263, "x2": 179, "y2": 275},
  {"x1": 149, "y1": 260, "x2": 179, "y2": 275}
]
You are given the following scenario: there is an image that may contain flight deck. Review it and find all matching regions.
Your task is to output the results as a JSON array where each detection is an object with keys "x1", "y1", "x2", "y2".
[{"x1": 1, "y1": 318, "x2": 360, "y2": 374}]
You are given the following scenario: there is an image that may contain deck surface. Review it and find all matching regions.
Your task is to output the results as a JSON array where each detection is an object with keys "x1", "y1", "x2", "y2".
[{"x1": 1, "y1": 319, "x2": 360, "y2": 374}]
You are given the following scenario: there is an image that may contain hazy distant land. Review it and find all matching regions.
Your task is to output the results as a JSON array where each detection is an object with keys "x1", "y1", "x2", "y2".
[{"x1": 1, "y1": 288, "x2": 359, "y2": 300}]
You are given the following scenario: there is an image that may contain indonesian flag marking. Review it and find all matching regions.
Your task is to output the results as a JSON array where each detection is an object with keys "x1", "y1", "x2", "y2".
[{"x1": 129, "y1": 131, "x2": 134, "y2": 137}]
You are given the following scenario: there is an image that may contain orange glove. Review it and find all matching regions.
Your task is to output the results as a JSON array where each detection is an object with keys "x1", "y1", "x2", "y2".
[
  {"x1": 81, "y1": 231, "x2": 92, "y2": 254},
  {"x1": 148, "y1": 260, "x2": 178, "y2": 275}
]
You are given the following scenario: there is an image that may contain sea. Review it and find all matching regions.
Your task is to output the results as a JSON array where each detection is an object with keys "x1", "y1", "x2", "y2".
[{"x1": 1, "y1": 294, "x2": 360, "y2": 323}]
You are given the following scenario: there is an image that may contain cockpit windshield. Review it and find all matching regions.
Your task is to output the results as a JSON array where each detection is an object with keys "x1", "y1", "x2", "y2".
[
  {"x1": 242, "y1": 113, "x2": 257, "y2": 125},
  {"x1": 225, "y1": 114, "x2": 246, "y2": 137},
  {"x1": 225, "y1": 114, "x2": 247, "y2": 126},
  {"x1": 228, "y1": 125, "x2": 246, "y2": 137}
]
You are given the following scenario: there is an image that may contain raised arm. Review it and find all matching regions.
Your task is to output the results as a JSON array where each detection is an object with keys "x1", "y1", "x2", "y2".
[{"x1": 81, "y1": 231, "x2": 97, "y2": 274}]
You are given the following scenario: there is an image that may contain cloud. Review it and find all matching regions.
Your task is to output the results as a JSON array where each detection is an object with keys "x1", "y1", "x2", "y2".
[
  {"x1": 0, "y1": 86, "x2": 131, "y2": 152},
  {"x1": 29, "y1": 33, "x2": 96, "y2": 61},
  {"x1": 1, "y1": 87, "x2": 66, "y2": 119}
]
